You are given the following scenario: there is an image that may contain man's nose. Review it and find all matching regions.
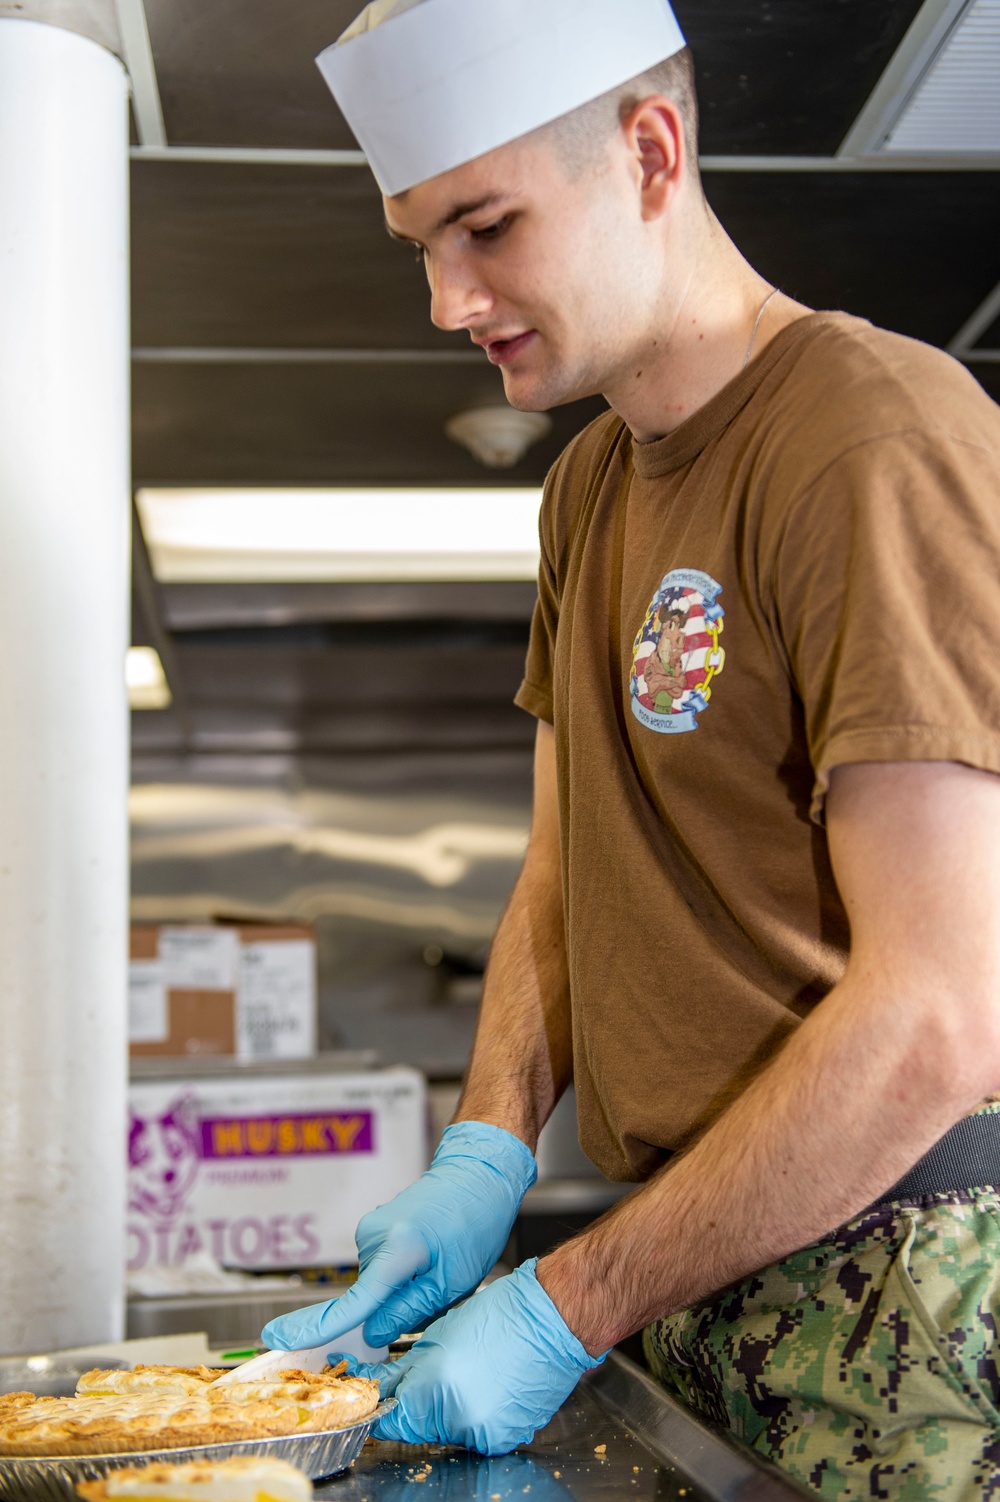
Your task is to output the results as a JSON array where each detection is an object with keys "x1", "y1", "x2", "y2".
[{"x1": 428, "y1": 257, "x2": 490, "y2": 333}]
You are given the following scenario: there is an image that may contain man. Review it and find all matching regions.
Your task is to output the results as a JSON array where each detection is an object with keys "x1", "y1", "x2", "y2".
[
  {"x1": 640, "y1": 606, "x2": 693, "y2": 709},
  {"x1": 264, "y1": 1, "x2": 1000, "y2": 1494}
]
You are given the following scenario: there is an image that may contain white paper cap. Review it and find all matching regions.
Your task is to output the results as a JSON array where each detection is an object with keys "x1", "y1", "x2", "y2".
[{"x1": 317, "y1": 0, "x2": 687, "y2": 196}]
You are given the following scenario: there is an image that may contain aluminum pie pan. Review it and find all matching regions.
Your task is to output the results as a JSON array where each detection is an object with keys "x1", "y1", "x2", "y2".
[{"x1": 0, "y1": 1400, "x2": 395, "y2": 1502}]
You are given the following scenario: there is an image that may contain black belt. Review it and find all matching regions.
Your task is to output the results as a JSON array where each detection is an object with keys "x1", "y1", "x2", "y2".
[{"x1": 870, "y1": 1111, "x2": 1000, "y2": 1209}]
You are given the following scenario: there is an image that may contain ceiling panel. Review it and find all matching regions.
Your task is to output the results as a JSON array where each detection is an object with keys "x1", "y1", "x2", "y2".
[
  {"x1": 143, "y1": 0, "x2": 926, "y2": 158},
  {"x1": 675, "y1": 0, "x2": 926, "y2": 156},
  {"x1": 972, "y1": 365, "x2": 1000, "y2": 403},
  {"x1": 703, "y1": 171, "x2": 1000, "y2": 349},
  {"x1": 131, "y1": 165, "x2": 1000, "y2": 486},
  {"x1": 973, "y1": 314, "x2": 1000, "y2": 349},
  {"x1": 144, "y1": 0, "x2": 363, "y2": 151},
  {"x1": 131, "y1": 162, "x2": 457, "y2": 349},
  {"x1": 132, "y1": 359, "x2": 607, "y2": 486},
  {"x1": 132, "y1": 163, "x2": 1000, "y2": 358}
]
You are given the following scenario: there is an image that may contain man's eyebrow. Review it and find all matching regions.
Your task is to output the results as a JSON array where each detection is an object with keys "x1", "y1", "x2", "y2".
[
  {"x1": 384, "y1": 193, "x2": 507, "y2": 245},
  {"x1": 435, "y1": 193, "x2": 506, "y2": 231}
]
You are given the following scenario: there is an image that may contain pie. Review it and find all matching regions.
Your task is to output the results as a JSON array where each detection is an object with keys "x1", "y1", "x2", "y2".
[
  {"x1": 0, "y1": 1364, "x2": 379, "y2": 1457},
  {"x1": 75, "y1": 1456, "x2": 312, "y2": 1501},
  {"x1": 76, "y1": 1369, "x2": 226, "y2": 1400}
]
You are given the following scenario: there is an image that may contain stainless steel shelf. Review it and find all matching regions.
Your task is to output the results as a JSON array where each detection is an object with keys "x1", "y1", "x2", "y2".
[
  {"x1": 129, "y1": 1050, "x2": 380, "y2": 1081},
  {"x1": 320, "y1": 1352, "x2": 812, "y2": 1502},
  {"x1": 521, "y1": 1179, "x2": 633, "y2": 1215},
  {"x1": 126, "y1": 1285, "x2": 350, "y2": 1345}
]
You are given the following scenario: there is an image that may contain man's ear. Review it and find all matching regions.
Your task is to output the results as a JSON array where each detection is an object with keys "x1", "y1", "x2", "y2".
[{"x1": 621, "y1": 95, "x2": 685, "y2": 221}]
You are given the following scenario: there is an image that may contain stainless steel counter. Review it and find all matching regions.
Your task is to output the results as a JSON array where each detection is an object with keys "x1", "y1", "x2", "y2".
[{"x1": 319, "y1": 1354, "x2": 812, "y2": 1502}]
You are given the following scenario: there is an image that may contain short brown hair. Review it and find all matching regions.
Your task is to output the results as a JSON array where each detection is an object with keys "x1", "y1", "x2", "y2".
[{"x1": 543, "y1": 47, "x2": 699, "y2": 181}]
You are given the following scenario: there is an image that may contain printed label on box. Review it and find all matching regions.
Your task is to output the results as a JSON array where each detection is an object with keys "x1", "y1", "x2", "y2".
[
  {"x1": 161, "y1": 928, "x2": 239, "y2": 991},
  {"x1": 201, "y1": 1110, "x2": 373, "y2": 1158},
  {"x1": 127, "y1": 1071, "x2": 426, "y2": 1271},
  {"x1": 128, "y1": 960, "x2": 169, "y2": 1044},
  {"x1": 237, "y1": 939, "x2": 316, "y2": 1060}
]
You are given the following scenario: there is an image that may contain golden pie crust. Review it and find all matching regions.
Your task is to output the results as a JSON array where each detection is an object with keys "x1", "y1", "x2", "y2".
[
  {"x1": 0, "y1": 1364, "x2": 378, "y2": 1457},
  {"x1": 75, "y1": 1455, "x2": 313, "y2": 1502},
  {"x1": 76, "y1": 1369, "x2": 226, "y2": 1400}
]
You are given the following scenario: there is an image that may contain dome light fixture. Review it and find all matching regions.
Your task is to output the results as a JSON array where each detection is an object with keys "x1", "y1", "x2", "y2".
[{"x1": 445, "y1": 405, "x2": 552, "y2": 469}]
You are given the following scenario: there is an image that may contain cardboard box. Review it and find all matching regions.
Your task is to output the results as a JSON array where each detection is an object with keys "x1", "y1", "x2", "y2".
[
  {"x1": 129, "y1": 925, "x2": 317, "y2": 1061},
  {"x1": 127, "y1": 1067, "x2": 427, "y2": 1272}
]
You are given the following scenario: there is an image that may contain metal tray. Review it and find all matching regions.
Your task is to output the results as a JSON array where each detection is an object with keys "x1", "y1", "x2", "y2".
[
  {"x1": 0, "y1": 1400, "x2": 395, "y2": 1502},
  {"x1": 0, "y1": 1359, "x2": 130, "y2": 1401},
  {"x1": 321, "y1": 1357, "x2": 811, "y2": 1502}
]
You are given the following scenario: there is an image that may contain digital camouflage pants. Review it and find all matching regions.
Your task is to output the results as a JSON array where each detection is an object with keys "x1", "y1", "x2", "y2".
[{"x1": 645, "y1": 1177, "x2": 1000, "y2": 1498}]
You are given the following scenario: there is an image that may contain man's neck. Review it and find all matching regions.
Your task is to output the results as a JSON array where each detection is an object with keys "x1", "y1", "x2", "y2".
[{"x1": 604, "y1": 224, "x2": 813, "y2": 445}]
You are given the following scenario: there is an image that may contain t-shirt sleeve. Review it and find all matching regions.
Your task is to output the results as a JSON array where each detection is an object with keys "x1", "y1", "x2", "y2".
[
  {"x1": 514, "y1": 476, "x2": 561, "y2": 726},
  {"x1": 773, "y1": 427, "x2": 1000, "y2": 823}
]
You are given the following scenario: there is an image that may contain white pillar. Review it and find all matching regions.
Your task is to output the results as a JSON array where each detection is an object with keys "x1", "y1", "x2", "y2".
[{"x1": 0, "y1": 19, "x2": 130, "y2": 1354}]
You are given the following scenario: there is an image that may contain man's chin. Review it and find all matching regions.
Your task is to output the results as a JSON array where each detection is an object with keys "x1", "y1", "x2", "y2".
[{"x1": 501, "y1": 367, "x2": 601, "y2": 414}]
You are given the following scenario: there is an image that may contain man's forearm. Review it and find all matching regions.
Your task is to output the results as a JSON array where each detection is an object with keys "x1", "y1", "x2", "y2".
[
  {"x1": 455, "y1": 723, "x2": 571, "y2": 1150},
  {"x1": 455, "y1": 843, "x2": 572, "y2": 1150},
  {"x1": 538, "y1": 964, "x2": 993, "y2": 1354}
]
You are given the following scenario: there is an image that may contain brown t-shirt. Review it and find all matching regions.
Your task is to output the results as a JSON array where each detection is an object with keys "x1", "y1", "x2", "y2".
[{"x1": 515, "y1": 311, "x2": 1000, "y2": 1182}]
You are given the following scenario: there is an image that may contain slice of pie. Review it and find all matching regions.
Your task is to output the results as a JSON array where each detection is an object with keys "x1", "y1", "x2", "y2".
[
  {"x1": 76, "y1": 1369, "x2": 224, "y2": 1399},
  {"x1": 0, "y1": 1364, "x2": 379, "y2": 1457},
  {"x1": 76, "y1": 1456, "x2": 312, "y2": 1502}
]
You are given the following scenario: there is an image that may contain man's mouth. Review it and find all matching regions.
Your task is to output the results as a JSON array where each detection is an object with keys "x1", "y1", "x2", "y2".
[{"x1": 479, "y1": 331, "x2": 537, "y2": 366}]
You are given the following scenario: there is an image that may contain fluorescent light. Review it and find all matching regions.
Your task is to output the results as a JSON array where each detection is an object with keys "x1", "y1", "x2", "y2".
[
  {"x1": 884, "y1": 0, "x2": 1000, "y2": 155},
  {"x1": 126, "y1": 646, "x2": 171, "y2": 710},
  {"x1": 135, "y1": 488, "x2": 543, "y2": 583}
]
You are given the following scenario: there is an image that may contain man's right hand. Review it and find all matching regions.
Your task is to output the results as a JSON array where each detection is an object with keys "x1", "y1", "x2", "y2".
[{"x1": 260, "y1": 1120, "x2": 537, "y2": 1350}]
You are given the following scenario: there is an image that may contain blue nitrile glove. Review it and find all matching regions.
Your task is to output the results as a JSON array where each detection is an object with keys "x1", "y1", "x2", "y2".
[
  {"x1": 261, "y1": 1120, "x2": 536, "y2": 1350},
  {"x1": 332, "y1": 1259, "x2": 606, "y2": 1456}
]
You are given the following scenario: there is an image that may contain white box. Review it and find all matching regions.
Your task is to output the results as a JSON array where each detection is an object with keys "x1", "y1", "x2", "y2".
[
  {"x1": 129, "y1": 925, "x2": 318, "y2": 1062},
  {"x1": 237, "y1": 936, "x2": 316, "y2": 1060},
  {"x1": 127, "y1": 1068, "x2": 427, "y2": 1273}
]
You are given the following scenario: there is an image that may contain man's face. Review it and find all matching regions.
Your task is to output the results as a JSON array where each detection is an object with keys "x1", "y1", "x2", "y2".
[
  {"x1": 383, "y1": 131, "x2": 659, "y2": 412},
  {"x1": 660, "y1": 614, "x2": 685, "y2": 656}
]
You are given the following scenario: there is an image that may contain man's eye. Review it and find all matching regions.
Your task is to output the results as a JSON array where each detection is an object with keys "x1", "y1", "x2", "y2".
[{"x1": 471, "y1": 216, "x2": 511, "y2": 242}]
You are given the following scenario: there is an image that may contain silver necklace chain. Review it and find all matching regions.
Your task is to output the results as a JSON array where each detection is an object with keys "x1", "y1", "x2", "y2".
[{"x1": 743, "y1": 287, "x2": 779, "y2": 369}]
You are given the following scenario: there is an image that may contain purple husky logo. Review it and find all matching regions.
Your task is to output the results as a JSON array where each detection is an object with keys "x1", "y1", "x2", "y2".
[{"x1": 128, "y1": 1093, "x2": 202, "y2": 1220}]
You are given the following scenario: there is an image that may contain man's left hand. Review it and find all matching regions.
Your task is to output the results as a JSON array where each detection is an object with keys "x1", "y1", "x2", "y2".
[{"x1": 337, "y1": 1259, "x2": 605, "y2": 1456}]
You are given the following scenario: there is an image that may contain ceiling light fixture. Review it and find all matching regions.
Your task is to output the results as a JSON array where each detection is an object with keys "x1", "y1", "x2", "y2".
[
  {"x1": 445, "y1": 406, "x2": 552, "y2": 468},
  {"x1": 135, "y1": 488, "x2": 544, "y2": 583},
  {"x1": 126, "y1": 646, "x2": 172, "y2": 710},
  {"x1": 839, "y1": 0, "x2": 1000, "y2": 157}
]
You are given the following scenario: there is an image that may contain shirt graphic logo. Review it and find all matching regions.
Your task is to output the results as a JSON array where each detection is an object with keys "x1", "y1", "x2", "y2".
[{"x1": 629, "y1": 569, "x2": 725, "y2": 735}]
